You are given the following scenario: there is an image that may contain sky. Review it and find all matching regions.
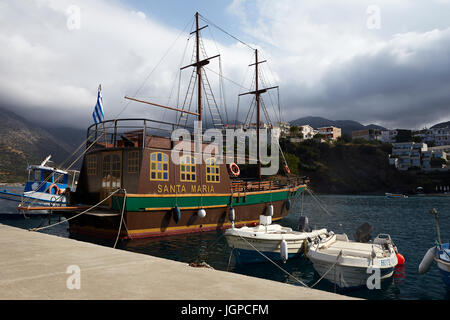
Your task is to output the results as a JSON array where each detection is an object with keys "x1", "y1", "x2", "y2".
[{"x1": 1, "y1": 0, "x2": 450, "y2": 130}]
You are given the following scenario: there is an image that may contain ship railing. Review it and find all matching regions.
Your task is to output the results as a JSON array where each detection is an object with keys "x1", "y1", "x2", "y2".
[
  {"x1": 231, "y1": 180, "x2": 282, "y2": 193},
  {"x1": 86, "y1": 118, "x2": 194, "y2": 150},
  {"x1": 231, "y1": 176, "x2": 309, "y2": 193}
]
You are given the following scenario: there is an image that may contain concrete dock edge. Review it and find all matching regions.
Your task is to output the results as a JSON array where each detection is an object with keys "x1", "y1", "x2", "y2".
[{"x1": 0, "y1": 224, "x2": 357, "y2": 300}]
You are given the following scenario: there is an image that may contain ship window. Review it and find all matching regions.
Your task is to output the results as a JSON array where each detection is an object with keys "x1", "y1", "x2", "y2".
[
  {"x1": 128, "y1": 151, "x2": 140, "y2": 173},
  {"x1": 87, "y1": 155, "x2": 97, "y2": 176},
  {"x1": 43, "y1": 171, "x2": 52, "y2": 182},
  {"x1": 150, "y1": 152, "x2": 169, "y2": 181},
  {"x1": 180, "y1": 155, "x2": 196, "y2": 182},
  {"x1": 34, "y1": 170, "x2": 41, "y2": 181},
  {"x1": 206, "y1": 158, "x2": 220, "y2": 183},
  {"x1": 54, "y1": 173, "x2": 65, "y2": 185}
]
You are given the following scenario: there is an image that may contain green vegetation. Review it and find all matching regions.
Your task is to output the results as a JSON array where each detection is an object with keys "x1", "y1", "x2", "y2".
[{"x1": 280, "y1": 138, "x2": 450, "y2": 194}]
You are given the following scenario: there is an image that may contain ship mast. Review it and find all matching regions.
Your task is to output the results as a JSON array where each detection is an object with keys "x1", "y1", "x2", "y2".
[
  {"x1": 179, "y1": 12, "x2": 220, "y2": 125},
  {"x1": 240, "y1": 49, "x2": 278, "y2": 180},
  {"x1": 196, "y1": 12, "x2": 202, "y2": 122}
]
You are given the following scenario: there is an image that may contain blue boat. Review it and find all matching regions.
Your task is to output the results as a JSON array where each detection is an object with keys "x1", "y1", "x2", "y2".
[
  {"x1": 418, "y1": 208, "x2": 449, "y2": 289},
  {"x1": 0, "y1": 155, "x2": 79, "y2": 209},
  {"x1": 435, "y1": 243, "x2": 450, "y2": 288}
]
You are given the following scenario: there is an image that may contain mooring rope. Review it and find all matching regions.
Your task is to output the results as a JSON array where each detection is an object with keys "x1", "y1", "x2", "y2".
[
  {"x1": 305, "y1": 188, "x2": 333, "y2": 217},
  {"x1": 235, "y1": 232, "x2": 309, "y2": 288},
  {"x1": 29, "y1": 189, "x2": 122, "y2": 232},
  {"x1": 310, "y1": 250, "x2": 342, "y2": 288},
  {"x1": 226, "y1": 247, "x2": 234, "y2": 271},
  {"x1": 113, "y1": 190, "x2": 127, "y2": 249}
]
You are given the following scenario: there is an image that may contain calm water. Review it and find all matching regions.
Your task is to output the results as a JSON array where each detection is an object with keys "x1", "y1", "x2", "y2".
[{"x1": 1, "y1": 186, "x2": 449, "y2": 300}]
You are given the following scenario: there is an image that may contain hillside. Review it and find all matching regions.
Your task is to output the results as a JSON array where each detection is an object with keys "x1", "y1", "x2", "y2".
[
  {"x1": 280, "y1": 139, "x2": 450, "y2": 194},
  {"x1": 0, "y1": 108, "x2": 85, "y2": 182},
  {"x1": 290, "y1": 116, "x2": 386, "y2": 136},
  {"x1": 430, "y1": 120, "x2": 450, "y2": 129}
]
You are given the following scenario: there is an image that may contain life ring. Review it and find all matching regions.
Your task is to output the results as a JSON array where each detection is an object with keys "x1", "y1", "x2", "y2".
[
  {"x1": 228, "y1": 163, "x2": 240, "y2": 177},
  {"x1": 48, "y1": 183, "x2": 60, "y2": 195}
]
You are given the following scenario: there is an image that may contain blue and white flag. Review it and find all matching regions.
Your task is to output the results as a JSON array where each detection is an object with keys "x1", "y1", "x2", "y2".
[{"x1": 92, "y1": 85, "x2": 105, "y2": 124}]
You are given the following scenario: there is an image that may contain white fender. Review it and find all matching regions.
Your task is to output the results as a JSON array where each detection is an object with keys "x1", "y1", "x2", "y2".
[
  {"x1": 197, "y1": 209, "x2": 206, "y2": 218},
  {"x1": 280, "y1": 239, "x2": 288, "y2": 263},
  {"x1": 419, "y1": 246, "x2": 436, "y2": 275},
  {"x1": 268, "y1": 204, "x2": 274, "y2": 217},
  {"x1": 229, "y1": 207, "x2": 235, "y2": 222}
]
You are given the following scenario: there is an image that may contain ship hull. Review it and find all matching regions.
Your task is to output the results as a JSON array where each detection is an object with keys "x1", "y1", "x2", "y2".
[{"x1": 64, "y1": 185, "x2": 305, "y2": 239}]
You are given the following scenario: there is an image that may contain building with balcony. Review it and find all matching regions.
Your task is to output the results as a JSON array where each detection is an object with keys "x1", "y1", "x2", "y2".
[
  {"x1": 390, "y1": 142, "x2": 428, "y2": 171},
  {"x1": 414, "y1": 127, "x2": 450, "y2": 146},
  {"x1": 317, "y1": 126, "x2": 342, "y2": 141},
  {"x1": 352, "y1": 129, "x2": 382, "y2": 141}
]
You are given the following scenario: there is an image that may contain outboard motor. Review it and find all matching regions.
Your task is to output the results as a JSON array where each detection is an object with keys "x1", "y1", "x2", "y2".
[
  {"x1": 298, "y1": 216, "x2": 311, "y2": 232},
  {"x1": 354, "y1": 222, "x2": 373, "y2": 243}
]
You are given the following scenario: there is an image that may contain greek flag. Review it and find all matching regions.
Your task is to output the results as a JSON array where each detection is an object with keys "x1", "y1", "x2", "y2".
[{"x1": 92, "y1": 85, "x2": 105, "y2": 124}]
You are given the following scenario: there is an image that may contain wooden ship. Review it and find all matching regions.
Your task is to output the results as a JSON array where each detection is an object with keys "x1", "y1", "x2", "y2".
[{"x1": 30, "y1": 13, "x2": 308, "y2": 239}]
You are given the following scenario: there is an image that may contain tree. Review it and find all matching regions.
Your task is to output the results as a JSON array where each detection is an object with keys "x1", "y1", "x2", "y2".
[
  {"x1": 336, "y1": 134, "x2": 352, "y2": 144},
  {"x1": 395, "y1": 129, "x2": 413, "y2": 143},
  {"x1": 289, "y1": 126, "x2": 300, "y2": 137},
  {"x1": 284, "y1": 152, "x2": 300, "y2": 175}
]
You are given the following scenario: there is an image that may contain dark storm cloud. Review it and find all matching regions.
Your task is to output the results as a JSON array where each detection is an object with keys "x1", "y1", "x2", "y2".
[{"x1": 280, "y1": 29, "x2": 450, "y2": 129}]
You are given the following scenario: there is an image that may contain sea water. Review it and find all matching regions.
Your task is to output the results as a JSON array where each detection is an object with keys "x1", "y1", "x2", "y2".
[{"x1": 0, "y1": 186, "x2": 449, "y2": 300}]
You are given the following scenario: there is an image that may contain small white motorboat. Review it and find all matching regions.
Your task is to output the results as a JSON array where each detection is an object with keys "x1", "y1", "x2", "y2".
[
  {"x1": 307, "y1": 232, "x2": 399, "y2": 288},
  {"x1": 224, "y1": 215, "x2": 328, "y2": 264}
]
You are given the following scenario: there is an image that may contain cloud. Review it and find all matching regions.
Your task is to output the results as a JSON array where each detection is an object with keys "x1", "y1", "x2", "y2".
[
  {"x1": 228, "y1": 0, "x2": 450, "y2": 129},
  {"x1": 0, "y1": 0, "x2": 253, "y2": 128},
  {"x1": 1, "y1": 0, "x2": 450, "y2": 131}
]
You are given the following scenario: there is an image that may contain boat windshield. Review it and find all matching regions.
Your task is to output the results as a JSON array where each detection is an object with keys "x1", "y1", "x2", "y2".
[
  {"x1": 42, "y1": 170, "x2": 52, "y2": 182},
  {"x1": 33, "y1": 169, "x2": 41, "y2": 181}
]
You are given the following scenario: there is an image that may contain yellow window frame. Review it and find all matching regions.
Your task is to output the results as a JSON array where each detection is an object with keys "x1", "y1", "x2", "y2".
[
  {"x1": 180, "y1": 155, "x2": 196, "y2": 182},
  {"x1": 150, "y1": 152, "x2": 169, "y2": 181},
  {"x1": 206, "y1": 157, "x2": 220, "y2": 183}
]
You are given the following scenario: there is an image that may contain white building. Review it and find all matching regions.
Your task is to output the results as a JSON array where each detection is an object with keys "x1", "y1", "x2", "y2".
[
  {"x1": 278, "y1": 122, "x2": 291, "y2": 137},
  {"x1": 390, "y1": 142, "x2": 427, "y2": 171},
  {"x1": 298, "y1": 125, "x2": 316, "y2": 140},
  {"x1": 414, "y1": 127, "x2": 450, "y2": 146},
  {"x1": 389, "y1": 142, "x2": 449, "y2": 171},
  {"x1": 381, "y1": 130, "x2": 398, "y2": 143}
]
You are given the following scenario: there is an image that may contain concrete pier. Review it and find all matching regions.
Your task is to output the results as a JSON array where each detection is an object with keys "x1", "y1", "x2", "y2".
[{"x1": 0, "y1": 224, "x2": 356, "y2": 300}]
